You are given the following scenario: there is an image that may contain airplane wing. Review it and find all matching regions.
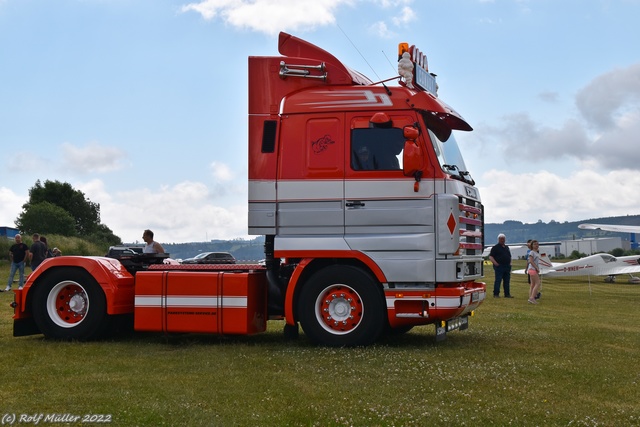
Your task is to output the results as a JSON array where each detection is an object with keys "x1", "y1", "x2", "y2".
[{"x1": 578, "y1": 223, "x2": 640, "y2": 233}]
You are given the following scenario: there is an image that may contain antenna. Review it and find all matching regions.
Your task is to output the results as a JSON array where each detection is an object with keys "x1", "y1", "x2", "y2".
[
  {"x1": 336, "y1": 23, "x2": 382, "y2": 81},
  {"x1": 382, "y1": 50, "x2": 398, "y2": 74}
]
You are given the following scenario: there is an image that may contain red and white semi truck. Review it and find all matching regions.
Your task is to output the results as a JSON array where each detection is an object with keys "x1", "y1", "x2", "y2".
[{"x1": 11, "y1": 32, "x2": 486, "y2": 347}]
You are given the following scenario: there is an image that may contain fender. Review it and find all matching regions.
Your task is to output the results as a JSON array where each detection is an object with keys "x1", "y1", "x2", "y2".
[
  {"x1": 281, "y1": 251, "x2": 387, "y2": 325},
  {"x1": 16, "y1": 256, "x2": 136, "y2": 317}
]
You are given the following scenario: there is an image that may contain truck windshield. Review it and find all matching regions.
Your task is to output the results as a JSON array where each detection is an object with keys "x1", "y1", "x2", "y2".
[
  {"x1": 427, "y1": 128, "x2": 475, "y2": 185},
  {"x1": 420, "y1": 110, "x2": 475, "y2": 185}
]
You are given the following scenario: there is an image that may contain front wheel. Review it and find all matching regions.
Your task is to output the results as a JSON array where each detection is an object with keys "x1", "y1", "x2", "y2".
[
  {"x1": 32, "y1": 268, "x2": 110, "y2": 340},
  {"x1": 298, "y1": 265, "x2": 385, "y2": 347}
]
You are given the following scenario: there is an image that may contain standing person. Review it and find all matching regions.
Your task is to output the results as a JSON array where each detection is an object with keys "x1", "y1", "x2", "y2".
[
  {"x1": 525, "y1": 239, "x2": 533, "y2": 286},
  {"x1": 29, "y1": 233, "x2": 48, "y2": 271},
  {"x1": 527, "y1": 240, "x2": 542, "y2": 304},
  {"x1": 40, "y1": 235, "x2": 54, "y2": 258},
  {"x1": 142, "y1": 229, "x2": 165, "y2": 254},
  {"x1": 489, "y1": 233, "x2": 513, "y2": 298},
  {"x1": 3, "y1": 234, "x2": 30, "y2": 292}
]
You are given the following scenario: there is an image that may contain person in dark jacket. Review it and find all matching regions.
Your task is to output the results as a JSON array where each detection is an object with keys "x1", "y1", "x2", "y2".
[
  {"x1": 29, "y1": 233, "x2": 48, "y2": 271},
  {"x1": 3, "y1": 234, "x2": 30, "y2": 291},
  {"x1": 489, "y1": 233, "x2": 513, "y2": 298}
]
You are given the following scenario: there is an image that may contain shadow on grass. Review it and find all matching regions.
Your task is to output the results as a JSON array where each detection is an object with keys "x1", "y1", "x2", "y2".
[{"x1": 94, "y1": 320, "x2": 478, "y2": 351}]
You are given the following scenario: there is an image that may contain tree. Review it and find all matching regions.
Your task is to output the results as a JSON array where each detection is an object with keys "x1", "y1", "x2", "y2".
[
  {"x1": 24, "y1": 180, "x2": 100, "y2": 235},
  {"x1": 16, "y1": 180, "x2": 121, "y2": 245},
  {"x1": 15, "y1": 202, "x2": 77, "y2": 236},
  {"x1": 610, "y1": 248, "x2": 625, "y2": 257},
  {"x1": 569, "y1": 250, "x2": 587, "y2": 259},
  {"x1": 87, "y1": 223, "x2": 122, "y2": 247}
]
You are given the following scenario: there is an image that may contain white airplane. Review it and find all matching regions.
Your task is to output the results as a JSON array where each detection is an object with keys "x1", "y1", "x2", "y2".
[{"x1": 513, "y1": 252, "x2": 640, "y2": 283}]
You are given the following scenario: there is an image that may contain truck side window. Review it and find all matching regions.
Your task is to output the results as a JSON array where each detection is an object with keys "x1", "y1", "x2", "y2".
[
  {"x1": 351, "y1": 128, "x2": 404, "y2": 171},
  {"x1": 262, "y1": 120, "x2": 277, "y2": 153}
]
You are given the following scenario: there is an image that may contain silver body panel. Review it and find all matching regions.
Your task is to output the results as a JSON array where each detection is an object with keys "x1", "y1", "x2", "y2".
[{"x1": 249, "y1": 178, "x2": 483, "y2": 283}]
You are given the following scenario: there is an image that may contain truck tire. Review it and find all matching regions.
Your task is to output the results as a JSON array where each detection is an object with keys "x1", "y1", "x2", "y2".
[
  {"x1": 32, "y1": 268, "x2": 110, "y2": 341},
  {"x1": 299, "y1": 265, "x2": 385, "y2": 347}
]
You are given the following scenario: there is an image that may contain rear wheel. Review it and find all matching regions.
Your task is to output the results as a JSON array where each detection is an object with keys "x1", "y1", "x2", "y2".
[
  {"x1": 299, "y1": 265, "x2": 385, "y2": 347},
  {"x1": 32, "y1": 268, "x2": 110, "y2": 340}
]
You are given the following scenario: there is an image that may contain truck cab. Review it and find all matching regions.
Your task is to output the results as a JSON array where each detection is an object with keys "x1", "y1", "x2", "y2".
[{"x1": 248, "y1": 33, "x2": 485, "y2": 345}]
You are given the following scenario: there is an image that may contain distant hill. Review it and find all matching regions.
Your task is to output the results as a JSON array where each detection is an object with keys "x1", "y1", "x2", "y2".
[
  {"x1": 163, "y1": 236, "x2": 266, "y2": 262},
  {"x1": 485, "y1": 215, "x2": 640, "y2": 245},
  {"x1": 160, "y1": 215, "x2": 640, "y2": 261}
]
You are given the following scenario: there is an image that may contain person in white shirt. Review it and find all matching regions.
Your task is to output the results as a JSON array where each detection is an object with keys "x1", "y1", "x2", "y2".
[
  {"x1": 142, "y1": 229, "x2": 165, "y2": 254},
  {"x1": 527, "y1": 240, "x2": 541, "y2": 304}
]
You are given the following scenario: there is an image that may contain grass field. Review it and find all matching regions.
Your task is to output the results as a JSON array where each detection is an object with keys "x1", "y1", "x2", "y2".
[{"x1": 0, "y1": 260, "x2": 639, "y2": 426}]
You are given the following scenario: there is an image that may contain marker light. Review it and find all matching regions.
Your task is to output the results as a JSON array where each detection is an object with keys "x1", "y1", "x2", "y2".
[{"x1": 398, "y1": 42, "x2": 409, "y2": 61}]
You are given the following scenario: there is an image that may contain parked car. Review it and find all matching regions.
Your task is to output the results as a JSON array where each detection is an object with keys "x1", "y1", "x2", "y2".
[
  {"x1": 181, "y1": 252, "x2": 236, "y2": 265},
  {"x1": 105, "y1": 246, "x2": 144, "y2": 259}
]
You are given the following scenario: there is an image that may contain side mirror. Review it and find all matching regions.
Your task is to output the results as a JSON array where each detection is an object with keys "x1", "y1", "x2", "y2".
[
  {"x1": 403, "y1": 140, "x2": 424, "y2": 192},
  {"x1": 403, "y1": 126, "x2": 419, "y2": 140},
  {"x1": 403, "y1": 140, "x2": 424, "y2": 177}
]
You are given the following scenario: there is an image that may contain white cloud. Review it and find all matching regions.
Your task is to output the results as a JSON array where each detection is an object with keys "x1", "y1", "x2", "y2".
[
  {"x1": 483, "y1": 114, "x2": 590, "y2": 163},
  {"x1": 391, "y1": 6, "x2": 416, "y2": 26},
  {"x1": 210, "y1": 161, "x2": 234, "y2": 181},
  {"x1": 374, "y1": 0, "x2": 413, "y2": 7},
  {"x1": 0, "y1": 187, "x2": 27, "y2": 228},
  {"x1": 79, "y1": 179, "x2": 248, "y2": 244},
  {"x1": 180, "y1": 0, "x2": 418, "y2": 35},
  {"x1": 479, "y1": 168, "x2": 640, "y2": 224},
  {"x1": 180, "y1": 0, "x2": 237, "y2": 20},
  {"x1": 575, "y1": 62, "x2": 640, "y2": 131},
  {"x1": 474, "y1": 62, "x2": 640, "y2": 173},
  {"x1": 369, "y1": 21, "x2": 393, "y2": 38},
  {"x1": 181, "y1": 0, "x2": 350, "y2": 35},
  {"x1": 61, "y1": 141, "x2": 126, "y2": 174}
]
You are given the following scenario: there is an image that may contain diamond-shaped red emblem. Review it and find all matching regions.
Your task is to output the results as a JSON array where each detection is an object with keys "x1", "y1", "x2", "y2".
[{"x1": 447, "y1": 213, "x2": 456, "y2": 235}]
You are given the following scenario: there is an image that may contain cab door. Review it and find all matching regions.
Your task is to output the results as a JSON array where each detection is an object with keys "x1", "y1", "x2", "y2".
[
  {"x1": 344, "y1": 113, "x2": 428, "y2": 236},
  {"x1": 343, "y1": 112, "x2": 438, "y2": 281},
  {"x1": 276, "y1": 113, "x2": 345, "y2": 235}
]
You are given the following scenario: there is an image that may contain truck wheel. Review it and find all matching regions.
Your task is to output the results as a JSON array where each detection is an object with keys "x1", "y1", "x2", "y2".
[
  {"x1": 299, "y1": 265, "x2": 385, "y2": 347},
  {"x1": 32, "y1": 269, "x2": 109, "y2": 341}
]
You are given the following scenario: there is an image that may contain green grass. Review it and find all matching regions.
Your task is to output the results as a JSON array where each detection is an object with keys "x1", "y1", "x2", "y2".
[{"x1": 1, "y1": 260, "x2": 639, "y2": 426}]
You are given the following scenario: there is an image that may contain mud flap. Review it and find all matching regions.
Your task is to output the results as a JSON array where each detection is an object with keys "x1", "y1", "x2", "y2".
[{"x1": 13, "y1": 317, "x2": 40, "y2": 337}]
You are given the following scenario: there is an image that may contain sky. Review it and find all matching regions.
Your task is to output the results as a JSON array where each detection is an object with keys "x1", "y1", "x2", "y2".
[{"x1": 1, "y1": 0, "x2": 640, "y2": 244}]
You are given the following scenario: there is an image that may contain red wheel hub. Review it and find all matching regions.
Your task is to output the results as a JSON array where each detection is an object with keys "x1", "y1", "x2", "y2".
[
  {"x1": 317, "y1": 285, "x2": 363, "y2": 333},
  {"x1": 54, "y1": 284, "x2": 88, "y2": 324}
]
